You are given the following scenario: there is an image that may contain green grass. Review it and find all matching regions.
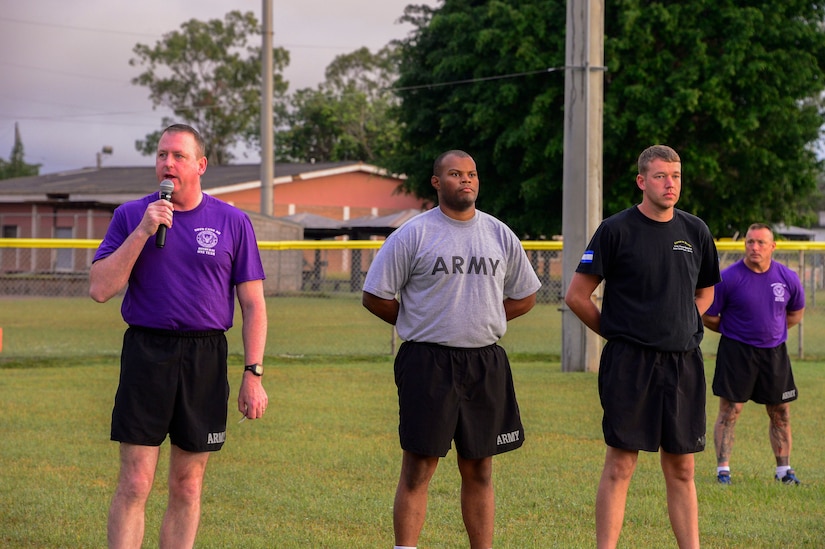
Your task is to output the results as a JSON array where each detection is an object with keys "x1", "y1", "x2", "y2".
[
  {"x1": 0, "y1": 295, "x2": 565, "y2": 361},
  {"x1": 1, "y1": 297, "x2": 824, "y2": 547}
]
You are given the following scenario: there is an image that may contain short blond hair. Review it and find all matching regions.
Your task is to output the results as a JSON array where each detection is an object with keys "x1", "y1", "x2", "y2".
[{"x1": 638, "y1": 145, "x2": 680, "y2": 175}]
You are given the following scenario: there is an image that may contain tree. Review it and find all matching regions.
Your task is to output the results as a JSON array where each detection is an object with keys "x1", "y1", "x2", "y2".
[
  {"x1": 130, "y1": 10, "x2": 289, "y2": 165},
  {"x1": 275, "y1": 46, "x2": 401, "y2": 164},
  {"x1": 602, "y1": 0, "x2": 825, "y2": 237},
  {"x1": 390, "y1": 0, "x2": 825, "y2": 237},
  {"x1": 389, "y1": 1, "x2": 569, "y2": 237},
  {"x1": 0, "y1": 123, "x2": 40, "y2": 180}
]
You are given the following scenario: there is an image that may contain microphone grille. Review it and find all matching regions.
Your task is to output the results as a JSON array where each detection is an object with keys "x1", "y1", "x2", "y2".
[{"x1": 159, "y1": 180, "x2": 174, "y2": 193}]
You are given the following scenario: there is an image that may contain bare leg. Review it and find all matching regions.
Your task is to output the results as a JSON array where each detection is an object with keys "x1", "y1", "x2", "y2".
[
  {"x1": 595, "y1": 446, "x2": 638, "y2": 549},
  {"x1": 159, "y1": 445, "x2": 210, "y2": 549},
  {"x1": 457, "y1": 454, "x2": 494, "y2": 549},
  {"x1": 108, "y1": 444, "x2": 160, "y2": 549},
  {"x1": 766, "y1": 403, "x2": 792, "y2": 467},
  {"x1": 660, "y1": 451, "x2": 699, "y2": 549},
  {"x1": 393, "y1": 450, "x2": 439, "y2": 547},
  {"x1": 714, "y1": 398, "x2": 744, "y2": 467}
]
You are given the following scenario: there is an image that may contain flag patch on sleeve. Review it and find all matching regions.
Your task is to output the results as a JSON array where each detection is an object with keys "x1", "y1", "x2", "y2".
[{"x1": 580, "y1": 250, "x2": 594, "y2": 263}]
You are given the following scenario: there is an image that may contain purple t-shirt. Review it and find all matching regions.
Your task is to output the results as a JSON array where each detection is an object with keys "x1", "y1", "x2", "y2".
[
  {"x1": 93, "y1": 193, "x2": 265, "y2": 331},
  {"x1": 705, "y1": 259, "x2": 805, "y2": 348}
]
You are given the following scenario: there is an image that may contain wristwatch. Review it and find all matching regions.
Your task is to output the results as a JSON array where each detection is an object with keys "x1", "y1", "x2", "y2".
[{"x1": 244, "y1": 363, "x2": 264, "y2": 376}]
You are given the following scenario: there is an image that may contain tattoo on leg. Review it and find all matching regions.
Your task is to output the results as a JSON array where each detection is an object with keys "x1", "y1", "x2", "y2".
[
  {"x1": 767, "y1": 404, "x2": 792, "y2": 465},
  {"x1": 715, "y1": 400, "x2": 740, "y2": 466}
]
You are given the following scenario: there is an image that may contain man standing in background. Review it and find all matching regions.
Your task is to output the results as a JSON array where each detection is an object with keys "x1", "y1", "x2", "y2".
[{"x1": 703, "y1": 223, "x2": 805, "y2": 485}]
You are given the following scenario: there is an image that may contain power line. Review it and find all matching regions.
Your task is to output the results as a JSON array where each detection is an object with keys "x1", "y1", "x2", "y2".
[
  {"x1": 0, "y1": 15, "x2": 358, "y2": 51},
  {"x1": 0, "y1": 61, "x2": 133, "y2": 85},
  {"x1": 389, "y1": 66, "x2": 567, "y2": 92},
  {"x1": 387, "y1": 67, "x2": 565, "y2": 91},
  {"x1": 0, "y1": 116, "x2": 159, "y2": 128},
  {"x1": 0, "y1": 15, "x2": 158, "y2": 38},
  {"x1": 389, "y1": 64, "x2": 608, "y2": 92}
]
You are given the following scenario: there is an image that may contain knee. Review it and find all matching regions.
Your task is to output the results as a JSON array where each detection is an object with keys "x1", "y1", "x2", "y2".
[
  {"x1": 717, "y1": 413, "x2": 738, "y2": 426},
  {"x1": 458, "y1": 458, "x2": 493, "y2": 486},
  {"x1": 717, "y1": 403, "x2": 742, "y2": 425},
  {"x1": 667, "y1": 463, "x2": 695, "y2": 483},
  {"x1": 398, "y1": 455, "x2": 438, "y2": 491},
  {"x1": 116, "y1": 470, "x2": 154, "y2": 503},
  {"x1": 398, "y1": 473, "x2": 433, "y2": 493},
  {"x1": 767, "y1": 404, "x2": 791, "y2": 428},
  {"x1": 168, "y1": 474, "x2": 203, "y2": 504},
  {"x1": 603, "y1": 456, "x2": 636, "y2": 483},
  {"x1": 662, "y1": 455, "x2": 695, "y2": 483}
]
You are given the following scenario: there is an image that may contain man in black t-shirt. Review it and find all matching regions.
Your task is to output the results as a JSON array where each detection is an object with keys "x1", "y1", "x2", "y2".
[{"x1": 565, "y1": 145, "x2": 720, "y2": 549}]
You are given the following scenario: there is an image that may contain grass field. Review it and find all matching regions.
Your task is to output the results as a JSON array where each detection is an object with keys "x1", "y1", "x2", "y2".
[{"x1": 1, "y1": 296, "x2": 824, "y2": 547}]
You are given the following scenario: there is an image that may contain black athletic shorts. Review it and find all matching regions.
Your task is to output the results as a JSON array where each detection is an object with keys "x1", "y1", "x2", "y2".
[
  {"x1": 598, "y1": 339, "x2": 706, "y2": 454},
  {"x1": 110, "y1": 326, "x2": 230, "y2": 453},
  {"x1": 394, "y1": 341, "x2": 524, "y2": 460},
  {"x1": 712, "y1": 335, "x2": 798, "y2": 405}
]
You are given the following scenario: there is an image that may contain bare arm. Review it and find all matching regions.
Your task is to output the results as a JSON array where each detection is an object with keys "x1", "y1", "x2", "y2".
[
  {"x1": 694, "y1": 285, "x2": 715, "y2": 317},
  {"x1": 362, "y1": 291, "x2": 399, "y2": 325},
  {"x1": 504, "y1": 292, "x2": 537, "y2": 321},
  {"x1": 702, "y1": 313, "x2": 721, "y2": 333},
  {"x1": 236, "y1": 279, "x2": 268, "y2": 420},
  {"x1": 563, "y1": 273, "x2": 602, "y2": 336},
  {"x1": 787, "y1": 308, "x2": 804, "y2": 329},
  {"x1": 89, "y1": 199, "x2": 172, "y2": 303}
]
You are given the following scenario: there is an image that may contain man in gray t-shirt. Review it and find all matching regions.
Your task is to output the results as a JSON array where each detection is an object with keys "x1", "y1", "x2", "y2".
[{"x1": 363, "y1": 149, "x2": 541, "y2": 549}]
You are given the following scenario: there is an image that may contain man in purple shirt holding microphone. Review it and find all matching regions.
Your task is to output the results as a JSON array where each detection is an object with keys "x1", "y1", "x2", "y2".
[
  {"x1": 703, "y1": 223, "x2": 805, "y2": 486},
  {"x1": 90, "y1": 124, "x2": 268, "y2": 548}
]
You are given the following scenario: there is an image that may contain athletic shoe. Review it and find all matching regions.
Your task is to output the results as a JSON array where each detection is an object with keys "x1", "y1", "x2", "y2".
[
  {"x1": 717, "y1": 471, "x2": 732, "y2": 485},
  {"x1": 775, "y1": 470, "x2": 801, "y2": 485}
]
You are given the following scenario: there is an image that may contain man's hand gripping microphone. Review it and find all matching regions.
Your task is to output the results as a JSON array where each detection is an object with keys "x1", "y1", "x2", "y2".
[{"x1": 155, "y1": 180, "x2": 174, "y2": 248}]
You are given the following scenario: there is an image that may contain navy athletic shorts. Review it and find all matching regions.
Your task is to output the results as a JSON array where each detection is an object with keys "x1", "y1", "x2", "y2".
[
  {"x1": 598, "y1": 339, "x2": 706, "y2": 454},
  {"x1": 394, "y1": 341, "x2": 524, "y2": 460},
  {"x1": 110, "y1": 326, "x2": 230, "y2": 453},
  {"x1": 712, "y1": 335, "x2": 798, "y2": 405}
]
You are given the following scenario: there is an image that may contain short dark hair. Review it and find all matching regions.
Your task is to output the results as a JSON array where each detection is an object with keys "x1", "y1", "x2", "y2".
[
  {"x1": 637, "y1": 145, "x2": 680, "y2": 175},
  {"x1": 433, "y1": 150, "x2": 473, "y2": 176},
  {"x1": 161, "y1": 124, "x2": 206, "y2": 158},
  {"x1": 747, "y1": 222, "x2": 774, "y2": 237}
]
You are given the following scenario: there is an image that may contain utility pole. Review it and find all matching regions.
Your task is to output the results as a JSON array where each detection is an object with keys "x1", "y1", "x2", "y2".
[
  {"x1": 561, "y1": 0, "x2": 605, "y2": 372},
  {"x1": 260, "y1": 0, "x2": 274, "y2": 216}
]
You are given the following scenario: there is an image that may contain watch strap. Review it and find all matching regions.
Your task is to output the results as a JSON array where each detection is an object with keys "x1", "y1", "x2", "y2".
[{"x1": 244, "y1": 363, "x2": 263, "y2": 376}]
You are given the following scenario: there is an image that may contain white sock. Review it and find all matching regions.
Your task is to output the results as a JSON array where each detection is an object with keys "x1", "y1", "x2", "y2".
[
  {"x1": 776, "y1": 465, "x2": 791, "y2": 478},
  {"x1": 717, "y1": 466, "x2": 730, "y2": 474},
  {"x1": 394, "y1": 546, "x2": 416, "y2": 549}
]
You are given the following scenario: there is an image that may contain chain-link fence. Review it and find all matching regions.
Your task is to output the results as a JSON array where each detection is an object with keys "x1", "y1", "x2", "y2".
[{"x1": 1, "y1": 238, "x2": 823, "y2": 356}]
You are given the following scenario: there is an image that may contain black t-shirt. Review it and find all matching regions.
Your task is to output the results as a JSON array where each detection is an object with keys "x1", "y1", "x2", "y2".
[{"x1": 576, "y1": 206, "x2": 720, "y2": 351}]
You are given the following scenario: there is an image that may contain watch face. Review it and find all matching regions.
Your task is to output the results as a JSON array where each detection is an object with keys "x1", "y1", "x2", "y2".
[{"x1": 247, "y1": 364, "x2": 263, "y2": 376}]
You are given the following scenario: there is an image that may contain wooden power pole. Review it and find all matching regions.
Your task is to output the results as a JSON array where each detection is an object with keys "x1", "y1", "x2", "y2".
[
  {"x1": 561, "y1": 0, "x2": 605, "y2": 372},
  {"x1": 260, "y1": 0, "x2": 274, "y2": 216}
]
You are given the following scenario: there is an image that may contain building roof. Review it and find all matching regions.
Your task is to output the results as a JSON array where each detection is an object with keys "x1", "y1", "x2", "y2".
[
  {"x1": 773, "y1": 223, "x2": 817, "y2": 241},
  {"x1": 0, "y1": 161, "x2": 396, "y2": 204},
  {"x1": 279, "y1": 209, "x2": 426, "y2": 239},
  {"x1": 345, "y1": 209, "x2": 424, "y2": 237},
  {"x1": 280, "y1": 212, "x2": 348, "y2": 239}
]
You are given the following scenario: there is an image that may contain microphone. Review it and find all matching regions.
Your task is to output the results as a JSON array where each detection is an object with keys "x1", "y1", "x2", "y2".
[{"x1": 156, "y1": 180, "x2": 174, "y2": 248}]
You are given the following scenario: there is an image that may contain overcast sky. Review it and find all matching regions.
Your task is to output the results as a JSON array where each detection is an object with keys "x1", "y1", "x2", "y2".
[{"x1": 0, "y1": 0, "x2": 437, "y2": 175}]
